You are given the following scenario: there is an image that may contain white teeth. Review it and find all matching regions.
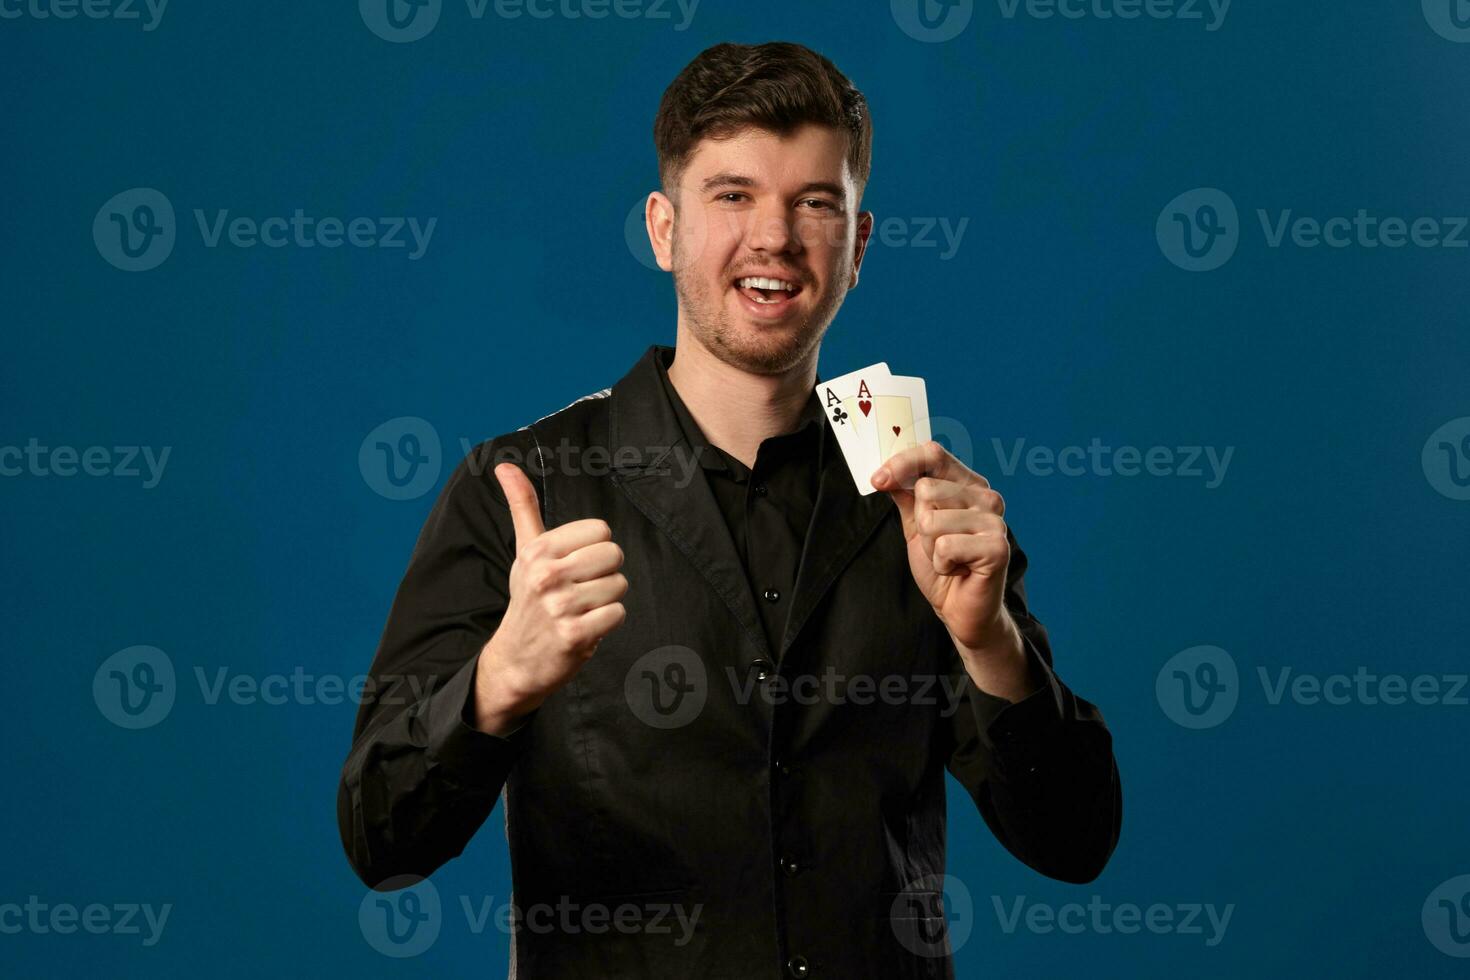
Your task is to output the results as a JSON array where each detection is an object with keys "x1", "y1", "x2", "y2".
[{"x1": 736, "y1": 276, "x2": 796, "y2": 292}]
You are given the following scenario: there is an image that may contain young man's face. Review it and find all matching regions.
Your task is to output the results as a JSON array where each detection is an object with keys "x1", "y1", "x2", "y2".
[{"x1": 648, "y1": 123, "x2": 873, "y2": 375}]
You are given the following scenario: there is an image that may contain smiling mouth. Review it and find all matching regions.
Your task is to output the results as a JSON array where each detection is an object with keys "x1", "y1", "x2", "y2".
[{"x1": 733, "y1": 275, "x2": 804, "y2": 307}]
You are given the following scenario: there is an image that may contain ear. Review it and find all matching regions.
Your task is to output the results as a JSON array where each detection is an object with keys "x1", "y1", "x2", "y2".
[
  {"x1": 646, "y1": 191, "x2": 676, "y2": 273},
  {"x1": 850, "y1": 210, "x2": 874, "y2": 289}
]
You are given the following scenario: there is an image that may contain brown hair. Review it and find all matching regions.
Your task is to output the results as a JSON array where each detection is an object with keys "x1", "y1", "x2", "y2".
[{"x1": 653, "y1": 42, "x2": 872, "y2": 196}]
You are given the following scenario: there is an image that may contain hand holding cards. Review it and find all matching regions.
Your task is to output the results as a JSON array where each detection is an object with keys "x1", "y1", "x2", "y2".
[{"x1": 816, "y1": 362, "x2": 931, "y2": 495}]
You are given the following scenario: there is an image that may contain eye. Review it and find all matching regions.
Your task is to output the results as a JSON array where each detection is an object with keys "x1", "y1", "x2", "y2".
[
  {"x1": 717, "y1": 192, "x2": 749, "y2": 203},
  {"x1": 800, "y1": 198, "x2": 838, "y2": 212}
]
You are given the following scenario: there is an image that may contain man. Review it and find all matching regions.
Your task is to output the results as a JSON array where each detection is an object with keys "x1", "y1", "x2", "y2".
[{"x1": 339, "y1": 41, "x2": 1120, "y2": 978}]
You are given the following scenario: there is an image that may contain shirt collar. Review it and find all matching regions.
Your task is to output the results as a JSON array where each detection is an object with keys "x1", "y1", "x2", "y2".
[{"x1": 653, "y1": 346, "x2": 827, "y2": 476}]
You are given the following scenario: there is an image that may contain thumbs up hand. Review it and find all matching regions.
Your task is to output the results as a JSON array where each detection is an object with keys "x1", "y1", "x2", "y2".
[{"x1": 472, "y1": 463, "x2": 628, "y2": 734}]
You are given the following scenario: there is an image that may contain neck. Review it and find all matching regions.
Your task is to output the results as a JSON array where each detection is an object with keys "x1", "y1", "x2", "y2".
[{"x1": 666, "y1": 324, "x2": 817, "y2": 469}]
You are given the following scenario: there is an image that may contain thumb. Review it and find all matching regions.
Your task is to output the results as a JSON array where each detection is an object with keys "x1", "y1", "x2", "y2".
[
  {"x1": 873, "y1": 467, "x2": 918, "y2": 539},
  {"x1": 495, "y1": 462, "x2": 545, "y2": 550}
]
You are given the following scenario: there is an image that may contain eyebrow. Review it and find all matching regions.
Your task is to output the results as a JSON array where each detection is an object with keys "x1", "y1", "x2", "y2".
[{"x1": 699, "y1": 173, "x2": 846, "y2": 199}]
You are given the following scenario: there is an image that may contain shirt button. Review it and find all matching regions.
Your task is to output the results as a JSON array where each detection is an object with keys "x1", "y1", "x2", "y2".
[
  {"x1": 750, "y1": 658, "x2": 775, "y2": 682},
  {"x1": 787, "y1": 956, "x2": 810, "y2": 977},
  {"x1": 763, "y1": 588, "x2": 781, "y2": 603},
  {"x1": 754, "y1": 483, "x2": 769, "y2": 497},
  {"x1": 775, "y1": 759, "x2": 792, "y2": 776},
  {"x1": 779, "y1": 855, "x2": 801, "y2": 877}
]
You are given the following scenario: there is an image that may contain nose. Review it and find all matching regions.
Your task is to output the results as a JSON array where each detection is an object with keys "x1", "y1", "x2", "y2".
[{"x1": 743, "y1": 200, "x2": 802, "y2": 255}]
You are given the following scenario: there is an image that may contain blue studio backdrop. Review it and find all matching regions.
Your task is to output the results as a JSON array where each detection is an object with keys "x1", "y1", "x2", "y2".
[{"x1": 3, "y1": 1, "x2": 1469, "y2": 976}]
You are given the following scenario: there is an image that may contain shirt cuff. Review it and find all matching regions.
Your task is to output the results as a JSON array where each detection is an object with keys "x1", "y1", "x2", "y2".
[
  {"x1": 424, "y1": 645, "x2": 528, "y2": 780},
  {"x1": 962, "y1": 631, "x2": 1068, "y2": 755}
]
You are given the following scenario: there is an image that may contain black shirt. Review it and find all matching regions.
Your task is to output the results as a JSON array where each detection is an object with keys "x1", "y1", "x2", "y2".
[
  {"x1": 655, "y1": 350, "x2": 827, "y2": 657},
  {"x1": 338, "y1": 344, "x2": 1122, "y2": 978}
]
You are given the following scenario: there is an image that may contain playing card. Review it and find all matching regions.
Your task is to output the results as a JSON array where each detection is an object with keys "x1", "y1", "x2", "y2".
[
  {"x1": 871, "y1": 375, "x2": 931, "y2": 468},
  {"x1": 816, "y1": 362, "x2": 890, "y2": 494}
]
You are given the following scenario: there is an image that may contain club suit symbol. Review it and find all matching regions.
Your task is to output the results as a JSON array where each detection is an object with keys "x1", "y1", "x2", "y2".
[
  {"x1": 1156, "y1": 188, "x2": 1239, "y2": 272},
  {"x1": 1425, "y1": 0, "x2": 1470, "y2": 41},
  {"x1": 359, "y1": 417, "x2": 442, "y2": 501},
  {"x1": 891, "y1": 0, "x2": 973, "y2": 42},
  {"x1": 359, "y1": 0, "x2": 441, "y2": 43},
  {"x1": 1423, "y1": 875, "x2": 1470, "y2": 956},
  {"x1": 1156, "y1": 645, "x2": 1238, "y2": 729},
  {"x1": 359, "y1": 875, "x2": 441, "y2": 957},
  {"x1": 1423, "y1": 417, "x2": 1470, "y2": 501},
  {"x1": 625, "y1": 646, "x2": 707, "y2": 729},
  {"x1": 93, "y1": 188, "x2": 176, "y2": 272},
  {"x1": 890, "y1": 874, "x2": 974, "y2": 958},
  {"x1": 92, "y1": 646, "x2": 176, "y2": 729},
  {"x1": 831, "y1": 407, "x2": 850, "y2": 426}
]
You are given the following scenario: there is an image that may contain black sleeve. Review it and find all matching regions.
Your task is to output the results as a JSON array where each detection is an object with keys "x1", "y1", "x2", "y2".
[
  {"x1": 337, "y1": 438, "x2": 533, "y2": 888},
  {"x1": 944, "y1": 532, "x2": 1123, "y2": 884}
]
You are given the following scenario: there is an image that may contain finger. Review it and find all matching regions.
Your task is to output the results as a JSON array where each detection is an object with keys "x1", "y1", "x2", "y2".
[
  {"x1": 916, "y1": 501, "x2": 1004, "y2": 566},
  {"x1": 495, "y1": 463, "x2": 546, "y2": 551},
  {"x1": 563, "y1": 573, "x2": 629, "y2": 614},
  {"x1": 916, "y1": 479, "x2": 1002, "y2": 515},
  {"x1": 573, "y1": 602, "x2": 627, "y2": 650},
  {"x1": 872, "y1": 441, "x2": 983, "y2": 493},
  {"x1": 559, "y1": 539, "x2": 624, "y2": 581},
  {"x1": 914, "y1": 477, "x2": 977, "y2": 511},
  {"x1": 537, "y1": 519, "x2": 614, "y2": 560},
  {"x1": 884, "y1": 484, "x2": 918, "y2": 539},
  {"x1": 918, "y1": 508, "x2": 1000, "y2": 538},
  {"x1": 932, "y1": 528, "x2": 1010, "y2": 576}
]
